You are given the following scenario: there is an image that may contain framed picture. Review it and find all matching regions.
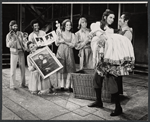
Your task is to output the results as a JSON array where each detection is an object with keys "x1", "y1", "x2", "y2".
[
  {"x1": 30, "y1": 46, "x2": 63, "y2": 79},
  {"x1": 34, "y1": 31, "x2": 57, "y2": 47}
]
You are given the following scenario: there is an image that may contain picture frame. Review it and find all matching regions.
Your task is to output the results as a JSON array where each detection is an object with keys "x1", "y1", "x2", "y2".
[
  {"x1": 34, "y1": 31, "x2": 57, "y2": 47},
  {"x1": 30, "y1": 46, "x2": 63, "y2": 79}
]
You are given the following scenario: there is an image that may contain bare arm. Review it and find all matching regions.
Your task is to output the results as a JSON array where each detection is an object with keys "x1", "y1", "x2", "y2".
[{"x1": 124, "y1": 30, "x2": 133, "y2": 41}]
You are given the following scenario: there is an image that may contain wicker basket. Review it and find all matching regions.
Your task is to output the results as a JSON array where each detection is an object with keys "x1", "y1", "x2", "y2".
[{"x1": 70, "y1": 69, "x2": 111, "y2": 102}]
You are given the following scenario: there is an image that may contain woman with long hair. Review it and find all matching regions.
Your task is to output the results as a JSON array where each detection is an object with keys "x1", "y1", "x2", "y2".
[
  {"x1": 88, "y1": 9, "x2": 135, "y2": 116},
  {"x1": 75, "y1": 17, "x2": 93, "y2": 70},
  {"x1": 55, "y1": 19, "x2": 76, "y2": 92}
]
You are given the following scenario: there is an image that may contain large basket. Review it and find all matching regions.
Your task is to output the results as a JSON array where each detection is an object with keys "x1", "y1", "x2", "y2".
[
  {"x1": 70, "y1": 69, "x2": 111, "y2": 102},
  {"x1": 70, "y1": 69, "x2": 96, "y2": 100}
]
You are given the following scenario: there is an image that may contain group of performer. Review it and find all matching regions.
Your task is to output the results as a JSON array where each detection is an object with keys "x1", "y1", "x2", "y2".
[{"x1": 6, "y1": 9, "x2": 135, "y2": 116}]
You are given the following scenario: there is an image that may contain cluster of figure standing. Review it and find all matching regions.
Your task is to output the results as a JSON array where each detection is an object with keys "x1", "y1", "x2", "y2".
[{"x1": 6, "y1": 9, "x2": 134, "y2": 116}]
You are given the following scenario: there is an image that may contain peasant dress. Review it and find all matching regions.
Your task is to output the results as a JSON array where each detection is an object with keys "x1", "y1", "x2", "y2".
[
  {"x1": 55, "y1": 32, "x2": 76, "y2": 88},
  {"x1": 75, "y1": 28, "x2": 93, "y2": 70},
  {"x1": 90, "y1": 23, "x2": 135, "y2": 77}
]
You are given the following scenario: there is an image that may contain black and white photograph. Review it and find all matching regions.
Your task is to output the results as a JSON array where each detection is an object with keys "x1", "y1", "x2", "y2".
[
  {"x1": 35, "y1": 37, "x2": 45, "y2": 46},
  {"x1": 30, "y1": 46, "x2": 63, "y2": 79},
  {"x1": 2, "y1": 1, "x2": 148, "y2": 121},
  {"x1": 34, "y1": 31, "x2": 57, "y2": 47},
  {"x1": 45, "y1": 33, "x2": 53, "y2": 40},
  {"x1": 44, "y1": 31, "x2": 57, "y2": 45},
  {"x1": 45, "y1": 31, "x2": 54, "y2": 40}
]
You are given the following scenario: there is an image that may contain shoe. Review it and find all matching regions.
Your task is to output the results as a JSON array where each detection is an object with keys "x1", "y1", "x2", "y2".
[
  {"x1": 49, "y1": 88, "x2": 56, "y2": 93},
  {"x1": 60, "y1": 87, "x2": 65, "y2": 91},
  {"x1": 110, "y1": 107, "x2": 123, "y2": 116},
  {"x1": 31, "y1": 91, "x2": 38, "y2": 95},
  {"x1": 10, "y1": 87, "x2": 17, "y2": 90},
  {"x1": 68, "y1": 88, "x2": 73, "y2": 92},
  {"x1": 88, "y1": 101, "x2": 103, "y2": 108},
  {"x1": 38, "y1": 91, "x2": 44, "y2": 95}
]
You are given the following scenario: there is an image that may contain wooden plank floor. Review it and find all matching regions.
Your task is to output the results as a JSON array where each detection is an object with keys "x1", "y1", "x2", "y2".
[{"x1": 2, "y1": 67, "x2": 148, "y2": 120}]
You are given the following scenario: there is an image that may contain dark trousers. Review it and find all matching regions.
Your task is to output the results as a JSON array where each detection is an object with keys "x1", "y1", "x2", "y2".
[
  {"x1": 116, "y1": 76, "x2": 123, "y2": 94},
  {"x1": 93, "y1": 72, "x2": 104, "y2": 89},
  {"x1": 92, "y1": 71, "x2": 122, "y2": 111},
  {"x1": 93, "y1": 72, "x2": 123, "y2": 94},
  {"x1": 93, "y1": 72, "x2": 118, "y2": 91},
  {"x1": 93, "y1": 72, "x2": 119, "y2": 102}
]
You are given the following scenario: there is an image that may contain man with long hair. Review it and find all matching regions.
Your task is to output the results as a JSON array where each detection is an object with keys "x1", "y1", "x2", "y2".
[{"x1": 6, "y1": 20, "x2": 26, "y2": 90}]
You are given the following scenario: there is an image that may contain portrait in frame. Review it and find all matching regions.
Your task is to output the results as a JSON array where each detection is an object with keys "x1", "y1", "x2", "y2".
[{"x1": 30, "y1": 46, "x2": 63, "y2": 79}]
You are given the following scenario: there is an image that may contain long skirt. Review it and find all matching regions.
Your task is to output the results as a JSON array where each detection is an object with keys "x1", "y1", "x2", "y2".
[
  {"x1": 79, "y1": 46, "x2": 93, "y2": 70},
  {"x1": 91, "y1": 33, "x2": 135, "y2": 77},
  {"x1": 56, "y1": 44, "x2": 76, "y2": 88}
]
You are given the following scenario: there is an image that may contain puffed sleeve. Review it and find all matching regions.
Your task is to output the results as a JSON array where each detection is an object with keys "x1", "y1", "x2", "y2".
[
  {"x1": 70, "y1": 33, "x2": 77, "y2": 47},
  {"x1": 75, "y1": 31, "x2": 83, "y2": 50},
  {"x1": 75, "y1": 31, "x2": 80, "y2": 43}
]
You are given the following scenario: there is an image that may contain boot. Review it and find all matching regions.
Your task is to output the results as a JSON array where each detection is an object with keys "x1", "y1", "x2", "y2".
[
  {"x1": 110, "y1": 92, "x2": 123, "y2": 116},
  {"x1": 88, "y1": 88, "x2": 103, "y2": 108}
]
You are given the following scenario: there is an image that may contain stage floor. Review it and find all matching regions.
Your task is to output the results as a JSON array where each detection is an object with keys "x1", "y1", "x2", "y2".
[{"x1": 2, "y1": 67, "x2": 148, "y2": 120}]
